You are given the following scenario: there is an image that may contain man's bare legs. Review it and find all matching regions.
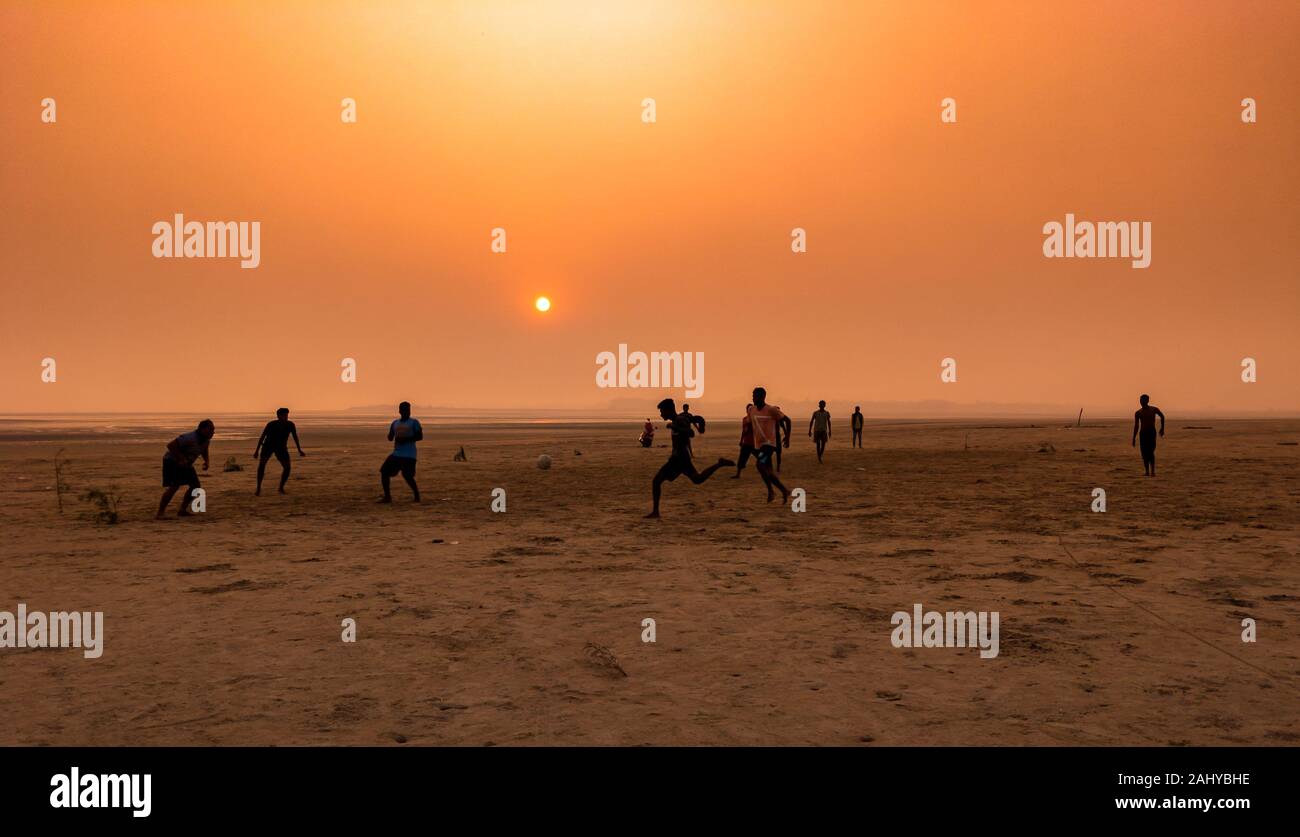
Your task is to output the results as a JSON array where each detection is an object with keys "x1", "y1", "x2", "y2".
[
  {"x1": 254, "y1": 456, "x2": 289, "y2": 495},
  {"x1": 647, "y1": 457, "x2": 733, "y2": 518},
  {"x1": 378, "y1": 472, "x2": 418, "y2": 503},
  {"x1": 156, "y1": 487, "x2": 180, "y2": 518},
  {"x1": 156, "y1": 484, "x2": 197, "y2": 518},
  {"x1": 756, "y1": 460, "x2": 790, "y2": 503}
]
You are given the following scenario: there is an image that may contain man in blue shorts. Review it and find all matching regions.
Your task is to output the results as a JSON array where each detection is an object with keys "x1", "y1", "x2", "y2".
[{"x1": 379, "y1": 401, "x2": 422, "y2": 503}]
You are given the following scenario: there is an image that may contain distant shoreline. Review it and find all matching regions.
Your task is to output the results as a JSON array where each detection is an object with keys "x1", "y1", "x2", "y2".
[{"x1": 3, "y1": 411, "x2": 1299, "y2": 423}]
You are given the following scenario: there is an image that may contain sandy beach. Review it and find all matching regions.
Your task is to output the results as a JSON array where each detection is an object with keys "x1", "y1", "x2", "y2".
[{"x1": 0, "y1": 416, "x2": 1297, "y2": 746}]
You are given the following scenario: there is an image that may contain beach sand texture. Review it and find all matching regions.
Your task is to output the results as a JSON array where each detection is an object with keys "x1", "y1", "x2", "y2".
[{"x1": 1, "y1": 418, "x2": 1296, "y2": 745}]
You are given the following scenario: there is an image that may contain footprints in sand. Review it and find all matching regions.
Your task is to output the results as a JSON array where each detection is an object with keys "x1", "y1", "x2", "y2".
[
  {"x1": 327, "y1": 694, "x2": 377, "y2": 724},
  {"x1": 187, "y1": 578, "x2": 284, "y2": 595},
  {"x1": 979, "y1": 571, "x2": 1042, "y2": 583},
  {"x1": 882, "y1": 547, "x2": 935, "y2": 558},
  {"x1": 176, "y1": 561, "x2": 285, "y2": 595},
  {"x1": 378, "y1": 604, "x2": 434, "y2": 621},
  {"x1": 174, "y1": 563, "x2": 235, "y2": 574}
]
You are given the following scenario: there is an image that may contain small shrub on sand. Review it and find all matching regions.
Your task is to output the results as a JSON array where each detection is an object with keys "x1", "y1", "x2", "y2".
[{"x1": 80, "y1": 487, "x2": 123, "y2": 525}]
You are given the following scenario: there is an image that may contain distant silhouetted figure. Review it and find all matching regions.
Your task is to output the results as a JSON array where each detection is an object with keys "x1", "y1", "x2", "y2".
[
  {"x1": 646, "y1": 398, "x2": 731, "y2": 518},
  {"x1": 639, "y1": 418, "x2": 655, "y2": 447},
  {"x1": 1132, "y1": 394, "x2": 1166, "y2": 476},
  {"x1": 773, "y1": 410, "x2": 785, "y2": 472},
  {"x1": 809, "y1": 400, "x2": 831, "y2": 463},
  {"x1": 379, "y1": 402, "x2": 422, "y2": 502},
  {"x1": 680, "y1": 403, "x2": 700, "y2": 458},
  {"x1": 254, "y1": 408, "x2": 304, "y2": 495},
  {"x1": 747, "y1": 387, "x2": 791, "y2": 503},
  {"x1": 733, "y1": 403, "x2": 754, "y2": 478},
  {"x1": 157, "y1": 419, "x2": 214, "y2": 519},
  {"x1": 851, "y1": 406, "x2": 864, "y2": 448}
]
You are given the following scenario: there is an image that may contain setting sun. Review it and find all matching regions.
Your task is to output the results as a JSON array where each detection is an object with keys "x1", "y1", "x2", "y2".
[{"x1": 534, "y1": 296, "x2": 551, "y2": 313}]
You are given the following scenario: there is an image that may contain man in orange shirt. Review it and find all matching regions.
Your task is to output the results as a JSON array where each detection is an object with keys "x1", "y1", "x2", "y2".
[{"x1": 746, "y1": 387, "x2": 792, "y2": 503}]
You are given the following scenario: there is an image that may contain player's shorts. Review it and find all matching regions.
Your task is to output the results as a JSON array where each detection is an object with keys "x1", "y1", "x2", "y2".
[
  {"x1": 380, "y1": 455, "x2": 417, "y2": 479},
  {"x1": 655, "y1": 451, "x2": 697, "y2": 482},
  {"x1": 813, "y1": 431, "x2": 828, "y2": 443},
  {"x1": 754, "y1": 445, "x2": 778, "y2": 466},
  {"x1": 162, "y1": 457, "x2": 200, "y2": 488},
  {"x1": 260, "y1": 447, "x2": 291, "y2": 465},
  {"x1": 1139, "y1": 429, "x2": 1157, "y2": 460}
]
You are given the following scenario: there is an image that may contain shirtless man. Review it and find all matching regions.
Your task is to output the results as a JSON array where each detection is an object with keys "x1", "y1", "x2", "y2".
[
  {"x1": 733, "y1": 403, "x2": 754, "y2": 478},
  {"x1": 1131, "y1": 394, "x2": 1166, "y2": 476},
  {"x1": 808, "y1": 400, "x2": 831, "y2": 463},
  {"x1": 645, "y1": 398, "x2": 732, "y2": 518},
  {"x1": 253, "y1": 407, "x2": 305, "y2": 495}
]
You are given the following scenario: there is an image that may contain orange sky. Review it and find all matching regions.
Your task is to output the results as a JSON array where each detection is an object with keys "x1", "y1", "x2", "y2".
[{"x1": 2, "y1": 0, "x2": 1297, "y2": 416}]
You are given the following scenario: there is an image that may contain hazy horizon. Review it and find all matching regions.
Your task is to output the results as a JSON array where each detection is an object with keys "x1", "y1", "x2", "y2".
[{"x1": 2, "y1": 398, "x2": 1297, "y2": 422}]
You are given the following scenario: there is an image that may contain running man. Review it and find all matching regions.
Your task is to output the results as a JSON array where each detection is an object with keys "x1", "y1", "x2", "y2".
[
  {"x1": 646, "y1": 398, "x2": 732, "y2": 518},
  {"x1": 1131, "y1": 394, "x2": 1166, "y2": 476},
  {"x1": 851, "y1": 406, "x2": 864, "y2": 448},
  {"x1": 379, "y1": 402, "x2": 422, "y2": 502},
  {"x1": 253, "y1": 407, "x2": 305, "y2": 495},
  {"x1": 733, "y1": 403, "x2": 754, "y2": 478},
  {"x1": 157, "y1": 419, "x2": 214, "y2": 519},
  {"x1": 747, "y1": 387, "x2": 791, "y2": 503},
  {"x1": 809, "y1": 400, "x2": 832, "y2": 463}
]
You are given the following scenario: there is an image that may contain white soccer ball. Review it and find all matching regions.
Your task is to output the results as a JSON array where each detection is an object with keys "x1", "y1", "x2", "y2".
[{"x1": 537, "y1": 454, "x2": 552, "y2": 470}]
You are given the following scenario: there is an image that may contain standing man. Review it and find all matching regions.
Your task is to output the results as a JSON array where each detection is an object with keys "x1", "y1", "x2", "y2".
[
  {"x1": 379, "y1": 401, "x2": 422, "y2": 502},
  {"x1": 851, "y1": 406, "x2": 864, "y2": 448},
  {"x1": 253, "y1": 407, "x2": 305, "y2": 495},
  {"x1": 733, "y1": 403, "x2": 755, "y2": 478},
  {"x1": 157, "y1": 419, "x2": 214, "y2": 519},
  {"x1": 680, "y1": 402, "x2": 700, "y2": 459},
  {"x1": 1131, "y1": 394, "x2": 1166, "y2": 476},
  {"x1": 808, "y1": 400, "x2": 832, "y2": 463},
  {"x1": 747, "y1": 387, "x2": 792, "y2": 503}
]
